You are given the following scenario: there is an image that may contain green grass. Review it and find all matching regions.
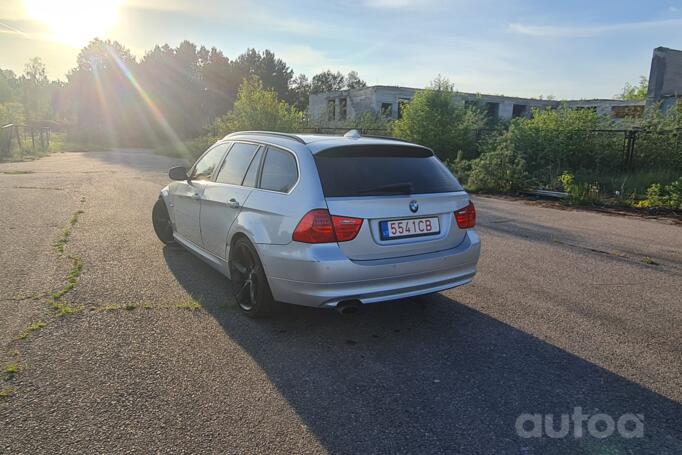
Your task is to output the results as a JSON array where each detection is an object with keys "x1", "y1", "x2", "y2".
[
  {"x1": 641, "y1": 256, "x2": 659, "y2": 265},
  {"x1": 176, "y1": 300, "x2": 201, "y2": 310},
  {"x1": 51, "y1": 256, "x2": 83, "y2": 302},
  {"x1": 0, "y1": 387, "x2": 15, "y2": 398},
  {"x1": 154, "y1": 135, "x2": 218, "y2": 160},
  {"x1": 19, "y1": 321, "x2": 46, "y2": 340},
  {"x1": 574, "y1": 169, "x2": 680, "y2": 198}
]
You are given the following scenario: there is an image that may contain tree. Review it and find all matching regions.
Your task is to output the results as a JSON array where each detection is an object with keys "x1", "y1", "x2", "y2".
[
  {"x1": 289, "y1": 73, "x2": 311, "y2": 111},
  {"x1": 345, "y1": 71, "x2": 366, "y2": 89},
  {"x1": 233, "y1": 49, "x2": 293, "y2": 101},
  {"x1": 392, "y1": 77, "x2": 486, "y2": 160},
  {"x1": 311, "y1": 70, "x2": 346, "y2": 93},
  {"x1": 218, "y1": 78, "x2": 303, "y2": 133},
  {"x1": 617, "y1": 76, "x2": 648, "y2": 100}
]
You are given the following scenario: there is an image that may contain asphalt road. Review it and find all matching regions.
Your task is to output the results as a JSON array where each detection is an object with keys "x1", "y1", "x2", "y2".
[{"x1": 1, "y1": 150, "x2": 681, "y2": 454}]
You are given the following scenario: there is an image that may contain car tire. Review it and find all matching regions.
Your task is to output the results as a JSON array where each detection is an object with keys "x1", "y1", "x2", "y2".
[
  {"x1": 152, "y1": 198, "x2": 175, "y2": 245},
  {"x1": 229, "y1": 237, "x2": 277, "y2": 318}
]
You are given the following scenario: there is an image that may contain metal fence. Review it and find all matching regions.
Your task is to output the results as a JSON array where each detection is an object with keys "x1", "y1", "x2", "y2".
[
  {"x1": 300, "y1": 125, "x2": 682, "y2": 171},
  {"x1": 1, "y1": 123, "x2": 52, "y2": 160}
]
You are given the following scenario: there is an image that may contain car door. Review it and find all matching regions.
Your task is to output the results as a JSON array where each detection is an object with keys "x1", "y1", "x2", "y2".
[
  {"x1": 172, "y1": 143, "x2": 230, "y2": 247},
  {"x1": 200, "y1": 142, "x2": 262, "y2": 259}
]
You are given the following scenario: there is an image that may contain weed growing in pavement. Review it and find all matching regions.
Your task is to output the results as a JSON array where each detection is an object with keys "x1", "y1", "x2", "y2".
[
  {"x1": 51, "y1": 256, "x2": 83, "y2": 302},
  {"x1": 54, "y1": 209, "x2": 84, "y2": 253},
  {"x1": 641, "y1": 256, "x2": 659, "y2": 265},
  {"x1": 3, "y1": 362, "x2": 19, "y2": 379},
  {"x1": 0, "y1": 387, "x2": 15, "y2": 398},
  {"x1": 176, "y1": 299, "x2": 202, "y2": 310},
  {"x1": 19, "y1": 321, "x2": 46, "y2": 340}
]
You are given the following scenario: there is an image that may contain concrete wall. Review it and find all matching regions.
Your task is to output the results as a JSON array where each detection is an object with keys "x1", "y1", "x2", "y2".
[
  {"x1": 647, "y1": 47, "x2": 682, "y2": 106},
  {"x1": 308, "y1": 86, "x2": 644, "y2": 124}
]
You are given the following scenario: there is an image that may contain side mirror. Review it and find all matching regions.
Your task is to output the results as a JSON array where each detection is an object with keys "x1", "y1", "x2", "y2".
[{"x1": 169, "y1": 166, "x2": 188, "y2": 181}]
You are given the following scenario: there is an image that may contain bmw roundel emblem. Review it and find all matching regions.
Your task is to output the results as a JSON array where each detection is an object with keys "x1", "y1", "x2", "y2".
[{"x1": 409, "y1": 200, "x2": 419, "y2": 213}]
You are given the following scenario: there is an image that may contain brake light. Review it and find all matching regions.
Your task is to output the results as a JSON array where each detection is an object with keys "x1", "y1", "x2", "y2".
[
  {"x1": 292, "y1": 209, "x2": 363, "y2": 243},
  {"x1": 455, "y1": 201, "x2": 476, "y2": 229},
  {"x1": 332, "y1": 215, "x2": 363, "y2": 242}
]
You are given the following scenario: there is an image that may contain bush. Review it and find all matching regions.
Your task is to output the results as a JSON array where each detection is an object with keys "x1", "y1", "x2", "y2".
[
  {"x1": 636, "y1": 177, "x2": 682, "y2": 209},
  {"x1": 503, "y1": 105, "x2": 620, "y2": 184},
  {"x1": 215, "y1": 78, "x2": 303, "y2": 133},
  {"x1": 154, "y1": 134, "x2": 220, "y2": 161},
  {"x1": 392, "y1": 77, "x2": 486, "y2": 161},
  {"x1": 466, "y1": 146, "x2": 528, "y2": 193}
]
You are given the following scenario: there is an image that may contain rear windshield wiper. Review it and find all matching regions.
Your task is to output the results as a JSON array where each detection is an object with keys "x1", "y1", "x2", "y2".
[{"x1": 356, "y1": 182, "x2": 414, "y2": 195}]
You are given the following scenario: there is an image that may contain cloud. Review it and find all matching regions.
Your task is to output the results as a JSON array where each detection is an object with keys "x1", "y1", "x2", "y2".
[{"x1": 508, "y1": 18, "x2": 682, "y2": 38}]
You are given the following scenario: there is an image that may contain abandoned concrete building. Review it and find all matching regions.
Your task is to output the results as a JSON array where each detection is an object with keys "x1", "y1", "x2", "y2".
[{"x1": 309, "y1": 47, "x2": 681, "y2": 126}]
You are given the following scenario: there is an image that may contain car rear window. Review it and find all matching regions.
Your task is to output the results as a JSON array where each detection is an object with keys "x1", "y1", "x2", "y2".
[{"x1": 314, "y1": 144, "x2": 463, "y2": 197}]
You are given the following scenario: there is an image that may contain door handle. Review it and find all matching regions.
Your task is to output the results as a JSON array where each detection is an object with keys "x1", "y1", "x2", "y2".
[{"x1": 227, "y1": 198, "x2": 240, "y2": 208}]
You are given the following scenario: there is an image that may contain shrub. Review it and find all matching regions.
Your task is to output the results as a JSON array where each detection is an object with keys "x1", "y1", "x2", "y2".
[
  {"x1": 216, "y1": 77, "x2": 303, "y2": 133},
  {"x1": 636, "y1": 177, "x2": 682, "y2": 209},
  {"x1": 503, "y1": 105, "x2": 620, "y2": 184},
  {"x1": 466, "y1": 146, "x2": 528, "y2": 193},
  {"x1": 392, "y1": 77, "x2": 486, "y2": 161}
]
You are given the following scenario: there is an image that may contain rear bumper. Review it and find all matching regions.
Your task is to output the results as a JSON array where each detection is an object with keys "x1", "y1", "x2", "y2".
[{"x1": 257, "y1": 230, "x2": 481, "y2": 308}]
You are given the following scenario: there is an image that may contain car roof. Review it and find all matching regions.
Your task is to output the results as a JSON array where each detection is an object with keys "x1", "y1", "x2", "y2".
[{"x1": 222, "y1": 130, "x2": 431, "y2": 155}]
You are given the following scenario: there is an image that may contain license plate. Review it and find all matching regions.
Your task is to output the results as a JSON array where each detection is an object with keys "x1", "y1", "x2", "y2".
[{"x1": 380, "y1": 217, "x2": 440, "y2": 240}]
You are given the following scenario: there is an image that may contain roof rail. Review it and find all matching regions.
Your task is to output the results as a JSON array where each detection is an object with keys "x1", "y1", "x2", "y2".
[{"x1": 223, "y1": 131, "x2": 306, "y2": 144}]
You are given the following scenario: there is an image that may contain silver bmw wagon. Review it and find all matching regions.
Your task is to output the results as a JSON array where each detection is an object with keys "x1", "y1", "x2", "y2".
[{"x1": 153, "y1": 130, "x2": 481, "y2": 317}]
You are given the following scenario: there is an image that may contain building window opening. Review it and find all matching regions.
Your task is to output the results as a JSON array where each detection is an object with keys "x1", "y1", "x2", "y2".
[
  {"x1": 339, "y1": 98, "x2": 347, "y2": 121},
  {"x1": 381, "y1": 103, "x2": 393, "y2": 118},
  {"x1": 327, "y1": 99, "x2": 336, "y2": 122}
]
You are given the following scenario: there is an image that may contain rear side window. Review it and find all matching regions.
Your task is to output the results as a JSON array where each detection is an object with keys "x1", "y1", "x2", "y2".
[
  {"x1": 314, "y1": 144, "x2": 463, "y2": 197},
  {"x1": 260, "y1": 147, "x2": 298, "y2": 193},
  {"x1": 215, "y1": 142, "x2": 259, "y2": 185}
]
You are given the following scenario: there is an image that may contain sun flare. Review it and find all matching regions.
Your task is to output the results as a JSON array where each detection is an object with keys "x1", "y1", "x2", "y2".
[{"x1": 25, "y1": 0, "x2": 122, "y2": 46}]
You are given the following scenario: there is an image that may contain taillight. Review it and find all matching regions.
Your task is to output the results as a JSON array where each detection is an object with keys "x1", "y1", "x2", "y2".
[
  {"x1": 455, "y1": 201, "x2": 476, "y2": 229},
  {"x1": 331, "y1": 215, "x2": 363, "y2": 242},
  {"x1": 292, "y1": 209, "x2": 363, "y2": 243}
]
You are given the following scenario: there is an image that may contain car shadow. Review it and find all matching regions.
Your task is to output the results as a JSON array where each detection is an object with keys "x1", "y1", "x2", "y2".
[{"x1": 162, "y1": 245, "x2": 682, "y2": 454}]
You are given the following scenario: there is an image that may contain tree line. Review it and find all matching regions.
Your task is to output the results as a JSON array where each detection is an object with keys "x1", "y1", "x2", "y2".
[{"x1": 0, "y1": 38, "x2": 367, "y2": 145}]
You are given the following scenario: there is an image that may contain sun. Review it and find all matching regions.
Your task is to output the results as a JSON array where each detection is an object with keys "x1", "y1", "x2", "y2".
[{"x1": 25, "y1": 0, "x2": 122, "y2": 46}]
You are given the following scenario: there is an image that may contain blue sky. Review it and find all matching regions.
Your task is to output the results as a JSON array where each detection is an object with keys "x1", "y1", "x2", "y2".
[{"x1": 1, "y1": 0, "x2": 681, "y2": 99}]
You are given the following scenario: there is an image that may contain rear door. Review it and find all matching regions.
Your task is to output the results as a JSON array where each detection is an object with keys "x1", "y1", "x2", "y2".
[
  {"x1": 172, "y1": 142, "x2": 229, "y2": 246},
  {"x1": 315, "y1": 144, "x2": 470, "y2": 261},
  {"x1": 200, "y1": 142, "x2": 262, "y2": 259}
]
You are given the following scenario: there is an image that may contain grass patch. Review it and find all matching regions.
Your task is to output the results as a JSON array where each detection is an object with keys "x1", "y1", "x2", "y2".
[
  {"x1": 51, "y1": 256, "x2": 83, "y2": 301},
  {"x1": 70, "y1": 210, "x2": 84, "y2": 226},
  {"x1": 0, "y1": 387, "x2": 15, "y2": 398},
  {"x1": 641, "y1": 256, "x2": 659, "y2": 265},
  {"x1": 19, "y1": 321, "x2": 46, "y2": 340},
  {"x1": 1, "y1": 170, "x2": 34, "y2": 175},
  {"x1": 54, "y1": 210, "x2": 84, "y2": 253},
  {"x1": 176, "y1": 300, "x2": 202, "y2": 310},
  {"x1": 4, "y1": 362, "x2": 20, "y2": 379},
  {"x1": 51, "y1": 302, "x2": 83, "y2": 317}
]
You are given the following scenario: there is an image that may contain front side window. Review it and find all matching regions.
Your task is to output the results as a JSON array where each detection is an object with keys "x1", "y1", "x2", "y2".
[
  {"x1": 191, "y1": 143, "x2": 230, "y2": 181},
  {"x1": 260, "y1": 147, "x2": 298, "y2": 193},
  {"x1": 215, "y1": 142, "x2": 259, "y2": 185},
  {"x1": 242, "y1": 148, "x2": 264, "y2": 188}
]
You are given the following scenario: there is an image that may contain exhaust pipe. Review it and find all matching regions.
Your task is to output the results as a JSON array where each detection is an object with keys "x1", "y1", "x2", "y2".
[{"x1": 336, "y1": 300, "x2": 361, "y2": 315}]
